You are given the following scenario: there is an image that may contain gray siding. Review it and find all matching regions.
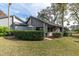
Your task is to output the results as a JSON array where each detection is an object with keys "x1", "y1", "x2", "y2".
[
  {"x1": 30, "y1": 18, "x2": 43, "y2": 27},
  {"x1": 14, "y1": 26, "x2": 34, "y2": 30},
  {"x1": 28, "y1": 17, "x2": 48, "y2": 32}
]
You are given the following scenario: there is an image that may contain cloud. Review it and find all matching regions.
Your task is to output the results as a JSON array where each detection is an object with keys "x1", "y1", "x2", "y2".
[{"x1": 0, "y1": 3, "x2": 50, "y2": 20}]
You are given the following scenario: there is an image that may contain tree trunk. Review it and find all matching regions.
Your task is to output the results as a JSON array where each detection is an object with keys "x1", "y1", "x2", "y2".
[
  {"x1": 61, "y1": 7, "x2": 64, "y2": 37},
  {"x1": 61, "y1": 13, "x2": 64, "y2": 37}
]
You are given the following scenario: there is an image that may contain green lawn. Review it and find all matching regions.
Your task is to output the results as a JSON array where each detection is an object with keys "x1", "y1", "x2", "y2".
[{"x1": 0, "y1": 34, "x2": 79, "y2": 55}]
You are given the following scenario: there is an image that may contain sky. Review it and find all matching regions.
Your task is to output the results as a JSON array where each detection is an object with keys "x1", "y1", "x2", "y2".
[{"x1": 0, "y1": 3, "x2": 51, "y2": 21}]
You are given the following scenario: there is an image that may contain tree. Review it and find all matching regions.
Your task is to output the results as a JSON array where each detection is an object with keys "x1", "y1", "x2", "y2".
[
  {"x1": 38, "y1": 3, "x2": 68, "y2": 37},
  {"x1": 56, "y1": 3, "x2": 68, "y2": 37},
  {"x1": 69, "y1": 3, "x2": 79, "y2": 24},
  {"x1": 37, "y1": 7, "x2": 53, "y2": 22},
  {"x1": 37, "y1": 4, "x2": 62, "y2": 24}
]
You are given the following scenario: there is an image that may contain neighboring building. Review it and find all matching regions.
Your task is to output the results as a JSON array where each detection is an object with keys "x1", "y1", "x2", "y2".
[
  {"x1": 0, "y1": 10, "x2": 6, "y2": 17},
  {"x1": 0, "y1": 16, "x2": 33, "y2": 30}
]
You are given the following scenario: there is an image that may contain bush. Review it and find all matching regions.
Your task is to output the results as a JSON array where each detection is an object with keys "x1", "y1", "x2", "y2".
[
  {"x1": 6, "y1": 30, "x2": 14, "y2": 36},
  {"x1": 12, "y1": 30, "x2": 44, "y2": 41},
  {"x1": 52, "y1": 32, "x2": 72, "y2": 38},
  {"x1": 63, "y1": 32, "x2": 69, "y2": 36},
  {"x1": 52, "y1": 32, "x2": 62, "y2": 38},
  {"x1": 63, "y1": 31, "x2": 72, "y2": 37},
  {"x1": 63, "y1": 27, "x2": 72, "y2": 36},
  {"x1": 0, "y1": 26, "x2": 8, "y2": 36}
]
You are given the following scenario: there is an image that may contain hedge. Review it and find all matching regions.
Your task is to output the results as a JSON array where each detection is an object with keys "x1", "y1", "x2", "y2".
[{"x1": 11, "y1": 30, "x2": 44, "y2": 41}]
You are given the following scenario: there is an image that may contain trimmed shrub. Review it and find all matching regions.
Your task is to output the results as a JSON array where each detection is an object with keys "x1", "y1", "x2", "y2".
[
  {"x1": 52, "y1": 32, "x2": 62, "y2": 38},
  {"x1": 12, "y1": 30, "x2": 44, "y2": 41}
]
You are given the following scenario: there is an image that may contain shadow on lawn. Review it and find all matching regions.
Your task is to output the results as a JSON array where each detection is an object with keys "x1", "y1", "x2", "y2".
[
  {"x1": 71, "y1": 34, "x2": 79, "y2": 39},
  {"x1": 71, "y1": 34, "x2": 79, "y2": 43},
  {"x1": 4, "y1": 36, "x2": 43, "y2": 41},
  {"x1": 74, "y1": 41, "x2": 79, "y2": 43}
]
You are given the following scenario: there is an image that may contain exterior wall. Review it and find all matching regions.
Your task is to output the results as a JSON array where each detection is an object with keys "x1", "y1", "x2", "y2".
[
  {"x1": 0, "y1": 17, "x2": 12, "y2": 27},
  {"x1": 13, "y1": 16, "x2": 23, "y2": 23},
  {"x1": 14, "y1": 26, "x2": 34, "y2": 30},
  {"x1": 0, "y1": 16, "x2": 29, "y2": 30},
  {"x1": 29, "y1": 18, "x2": 43, "y2": 27}
]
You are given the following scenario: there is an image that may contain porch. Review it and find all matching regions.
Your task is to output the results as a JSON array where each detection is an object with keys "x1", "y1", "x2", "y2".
[
  {"x1": 34, "y1": 24, "x2": 62, "y2": 37},
  {"x1": 46, "y1": 25, "x2": 62, "y2": 37}
]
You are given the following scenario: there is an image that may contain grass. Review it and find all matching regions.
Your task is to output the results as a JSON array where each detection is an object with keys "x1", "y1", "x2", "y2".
[{"x1": 0, "y1": 35, "x2": 79, "y2": 55}]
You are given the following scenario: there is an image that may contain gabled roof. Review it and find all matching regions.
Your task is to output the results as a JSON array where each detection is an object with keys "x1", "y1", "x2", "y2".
[
  {"x1": 28, "y1": 16, "x2": 62, "y2": 27},
  {"x1": 14, "y1": 16, "x2": 26, "y2": 24},
  {"x1": 0, "y1": 15, "x2": 25, "y2": 23},
  {"x1": 0, "y1": 15, "x2": 27, "y2": 26}
]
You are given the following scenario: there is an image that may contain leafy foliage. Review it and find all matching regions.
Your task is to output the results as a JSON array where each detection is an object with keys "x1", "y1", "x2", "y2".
[
  {"x1": 12, "y1": 30, "x2": 44, "y2": 41},
  {"x1": 69, "y1": 3, "x2": 79, "y2": 24},
  {"x1": 52, "y1": 32, "x2": 62, "y2": 38},
  {"x1": 63, "y1": 27, "x2": 71, "y2": 36},
  {"x1": 63, "y1": 32, "x2": 72, "y2": 36},
  {"x1": 0, "y1": 26, "x2": 8, "y2": 36}
]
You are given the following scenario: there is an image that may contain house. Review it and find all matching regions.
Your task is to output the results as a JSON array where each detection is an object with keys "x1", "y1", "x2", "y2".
[
  {"x1": 0, "y1": 15, "x2": 62, "y2": 37},
  {"x1": 0, "y1": 16, "x2": 33, "y2": 30},
  {"x1": 27, "y1": 16, "x2": 62, "y2": 37},
  {"x1": 0, "y1": 10, "x2": 63, "y2": 37}
]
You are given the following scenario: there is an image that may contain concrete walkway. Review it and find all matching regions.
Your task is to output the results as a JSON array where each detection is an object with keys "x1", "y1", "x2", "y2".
[{"x1": 45, "y1": 38, "x2": 52, "y2": 40}]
